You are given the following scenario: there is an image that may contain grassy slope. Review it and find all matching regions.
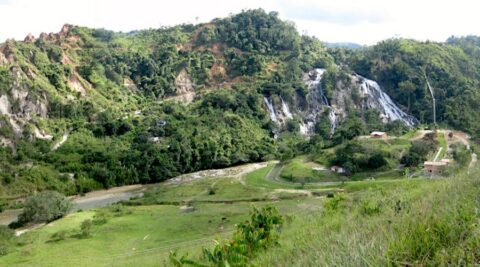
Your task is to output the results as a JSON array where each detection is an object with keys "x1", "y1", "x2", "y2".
[
  {"x1": 254, "y1": 168, "x2": 480, "y2": 266},
  {"x1": 280, "y1": 157, "x2": 341, "y2": 183},
  {"x1": 0, "y1": 173, "x2": 322, "y2": 266},
  {"x1": 1, "y1": 162, "x2": 477, "y2": 266},
  {"x1": 438, "y1": 131, "x2": 448, "y2": 159}
]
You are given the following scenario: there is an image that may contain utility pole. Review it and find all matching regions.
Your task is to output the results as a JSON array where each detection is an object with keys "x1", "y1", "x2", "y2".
[{"x1": 424, "y1": 72, "x2": 437, "y2": 127}]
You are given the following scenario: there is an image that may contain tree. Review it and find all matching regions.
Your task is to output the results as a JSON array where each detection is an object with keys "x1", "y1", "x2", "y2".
[
  {"x1": 0, "y1": 67, "x2": 12, "y2": 93},
  {"x1": 398, "y1": 80, "x2": 416, "y2": 111},
  {"x1": 401, "y1": 151, "x2": 423, "y2": 167},
  {"x1": 16, "y1": 191, "x2": 72, "y2": 226},
  {"x1": 368, "y1": 154, "x2": 388, "y2": 169}
]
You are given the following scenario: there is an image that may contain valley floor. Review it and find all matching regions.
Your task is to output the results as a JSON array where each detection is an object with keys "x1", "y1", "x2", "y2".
[{"x1": 0, "y1": 130, "x2": 477, "y2": 266}]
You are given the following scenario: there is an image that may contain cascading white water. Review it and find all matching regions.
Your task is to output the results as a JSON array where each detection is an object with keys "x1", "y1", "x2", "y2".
[
  {"x1": 280, "y1": 97, "x2": 293, "y2": 119},
  {"x1": 358, "y1": 76, "x2": 417, "y2": 127},
  {"x1": 264, "y1": 97, "x2": 277, "y2": 122},
  {"x1": 304, "y1": 68, "x2": 336, "y2": 135},
  {"x1": 299, "y1": 123, "x2": 309, "y2": 135}
]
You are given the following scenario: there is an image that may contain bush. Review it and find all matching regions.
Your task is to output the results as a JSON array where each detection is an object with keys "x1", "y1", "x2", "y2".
[
  {"x1": 360, "y1": 200, "x2": 381, "y2": 216},
  {"x1": 80, "y1": 219, "x2": 93, "y2": 237},
  {"x1": 92, "y1": 212, "x2": 108, "y2": 225},
  {"x1": 452, "y1": 143, "x2": 471, "y2": 167},
  {"x1": 324, "y1": 194, "x2": 345, "y2": 213},
  {"x1": 0, "y1": 67, "x2": 13, "y2": 93},
  {"x1": 50, "y1": 230, "x2": 68, "y2": 242},
  {"x1": 367, "y1": 154, "x2": 388, "y2": 169},
  {"x1": 171, "y1": 206, "x2": 284, "y2": 266},
  {"x1": 16, "y1": 191, "x2": 72, "y2": 226},
  {"x1": 401, "y1": 137, "x2": 439, "y2": 167},
  {"x1": 207, "y1": 185, "x2": 216, "y2": 195}
]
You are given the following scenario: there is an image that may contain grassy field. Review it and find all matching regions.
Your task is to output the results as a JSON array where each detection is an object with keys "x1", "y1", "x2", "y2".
[
  {"x1": 0, "y1": 168, "x2": 326, "y2": 267},
  {"x1": 1, "y1": 194, "x2": 325, "y2": 266},
  {"x1": 1, "y1": 158, "x2": 476, "y2": 266},
  {"x1": 400, "y1": 129, "x2": 420, "y2": 140},
  {"x1": 279, "y1": 157, "x2": 341, "y2": 183},
  {"x1": 0, "y1": 163, "x2": 401, "y2": 266}
]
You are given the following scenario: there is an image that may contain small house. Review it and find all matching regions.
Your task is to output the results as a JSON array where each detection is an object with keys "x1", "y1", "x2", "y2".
[
  {"x1": 370, "y1": 131, "x2": 388, "y2": 139},
  {"x1": 424, "y1": 161, "x2": 447, "y2": 176},
  {"x1": 441, "y1": 159, "x2": 452, "y2": 166},
  {"x1": 149, "y1": 137, "x2": 161, "y2": 144},
  {"x1": 156, "y1": 119, "x2": 167, "y2": 127},
  {"x1": 330, "y1": 165, "x2": 346, "y2": 174}
]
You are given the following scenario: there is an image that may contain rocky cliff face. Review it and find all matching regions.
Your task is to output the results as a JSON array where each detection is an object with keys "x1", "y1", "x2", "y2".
[
  {"x1": 171, "y1": 69, "x2": 196, "y2": 103},
  {"x1": 264, "y1": 68, "x2": 418, "y2": 135},
  {"x1": 0, "y1": 63, "x2": 50, "y2": 143}
]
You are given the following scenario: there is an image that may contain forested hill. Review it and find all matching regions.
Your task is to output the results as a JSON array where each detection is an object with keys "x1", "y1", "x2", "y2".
[
  {"x1": 0, "y1": 9, "x2": 479, "y2": 200},
  {"x1": 336, "y1": 36, "x2": 480, "y2": 134}
]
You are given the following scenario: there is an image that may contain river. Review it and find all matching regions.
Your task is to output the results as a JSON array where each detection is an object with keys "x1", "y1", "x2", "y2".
[{"x1": 0, "y1": 162, "x2": 270, "y2": 226}]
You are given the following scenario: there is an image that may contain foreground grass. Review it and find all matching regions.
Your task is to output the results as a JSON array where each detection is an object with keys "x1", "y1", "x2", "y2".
[
  {"x1": 254, "y1": 168, "x2": 480, "y2": 266},
  {"x1": 1, "y1": 198, "x2": 325, "y2": 267}
]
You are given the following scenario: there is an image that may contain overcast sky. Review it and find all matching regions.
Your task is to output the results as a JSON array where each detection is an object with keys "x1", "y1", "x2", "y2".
[{"x1": 1, "y1": 0, "x2": 479, "y2": 45}]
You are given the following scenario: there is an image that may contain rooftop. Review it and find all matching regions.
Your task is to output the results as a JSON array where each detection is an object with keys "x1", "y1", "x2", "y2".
[{"x1": 424, "y1": 161, "x2": 447, "y2": 166}]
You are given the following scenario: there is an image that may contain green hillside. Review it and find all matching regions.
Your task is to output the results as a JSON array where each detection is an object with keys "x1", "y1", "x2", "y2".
[
  {"x1": 1, "y1": 6, "x2": 480, "y2": 267},
  {"x1": 0, "y1": 8, "x2": 479, "y2": 208}
]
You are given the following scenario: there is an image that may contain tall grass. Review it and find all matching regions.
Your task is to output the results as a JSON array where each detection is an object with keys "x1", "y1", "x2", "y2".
[{"x1": 253, "y1": 168, "x2": 480, "y2": 266}]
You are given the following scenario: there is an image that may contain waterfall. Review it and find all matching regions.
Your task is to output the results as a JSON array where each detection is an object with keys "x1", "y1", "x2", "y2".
[
  {"x1": 328, "y1": 108, "x2": 336, "y2": 133},
  {"x1": 358, "y1": 76, "x2": 417, "y2": 127},
  {"x1": 264, "y1": 97, "x2": 277, "y2": 122},
  {"x1": 280, "y1": 97, "x2": 293, "y2": 119},
  {"x1": 304, "y1": 68, "x2": 336, "y2": 135},
  {"x1": 299, "y1": 123, "x2": 309, "y2": 135}
]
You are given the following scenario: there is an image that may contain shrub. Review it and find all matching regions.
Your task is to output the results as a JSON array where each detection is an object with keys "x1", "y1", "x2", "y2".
[
  {"x1": 171, "y1": 206, "x2": 284, "y2": 266},
  {"x1": 323, "y1": 194, "x2": 345, "y2": 213},
  {"x1": 80, "y1": 219, "x2": 93, "y2": 237},
  {"x1": 452, "y1": 143, "x2": 471, "y2": 167},
  {"x1": 50, "y1": 230, "x2": 68, "y2": 242},
  {"x1": 0, "y1": 67, "x2": 12, "y2": 93},
  {"x1": 92, "y1": 212, "x2": 108, "y2": 225},
  {"x1": 360, "y1": 200, "x2": 381, "y2": 216},
  {"x1": 401, "y1": 151, "x2": 423, "y2": 167},
  {"x1": 207, "y1": 185, "x2": 216, "y2": 195},
  {"x1": 16, "y1": 191, "x2": 72, "y2": 226},
  {"x1": 367, "y1": 154, "x2": 388, "y2": 169}
]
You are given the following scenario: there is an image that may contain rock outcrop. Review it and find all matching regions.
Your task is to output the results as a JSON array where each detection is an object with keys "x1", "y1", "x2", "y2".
[
  {"x1": 264, "y1": 68, "x2": 418, "y2": 136},
  {"x1": 172, "y1": 69, "x2": 196, "y2": 103},
  {"x1": 24, "y1": 33, "x2": 36, "y2": 43}
]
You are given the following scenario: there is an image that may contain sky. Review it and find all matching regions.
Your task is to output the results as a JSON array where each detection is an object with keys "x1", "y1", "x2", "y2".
[{"x1": 1, "y1": 0, "x2": 479, "y2": 45}]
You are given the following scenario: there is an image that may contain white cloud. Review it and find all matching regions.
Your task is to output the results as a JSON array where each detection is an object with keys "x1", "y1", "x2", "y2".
[{"x1": 0, "y1": 0, "x2": 480, "y2": 45}]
